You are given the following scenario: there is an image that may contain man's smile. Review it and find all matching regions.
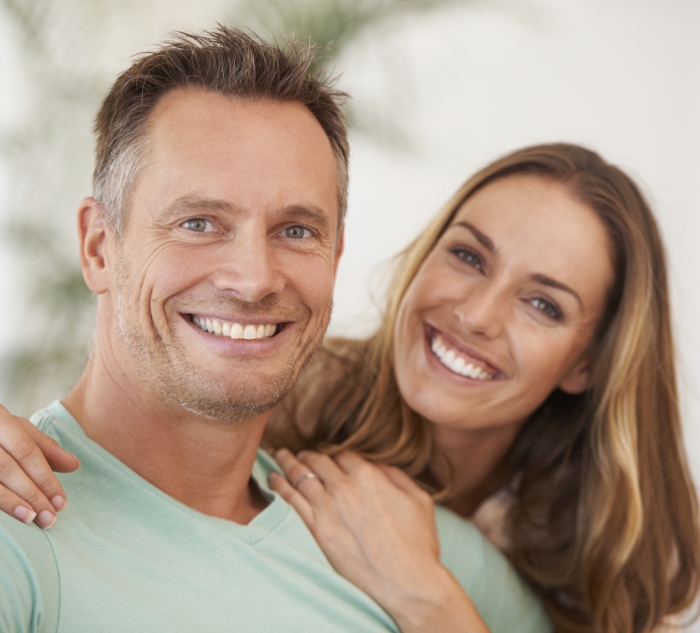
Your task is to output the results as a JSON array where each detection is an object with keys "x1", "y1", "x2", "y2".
[{"x1": 191, "y1": 315, "x2": 279, "y2": 340}]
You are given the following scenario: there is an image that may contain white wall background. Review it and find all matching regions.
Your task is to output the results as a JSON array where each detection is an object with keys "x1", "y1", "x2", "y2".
[{"x1": 0, "y1": 0, "x2": 698, "y2": 626}]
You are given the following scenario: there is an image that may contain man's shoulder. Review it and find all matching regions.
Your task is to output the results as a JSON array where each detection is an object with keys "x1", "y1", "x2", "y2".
[
  {"x1": 0, "y1": 401, "x2": 91, "y2": 632},
  {"x1": 30, "y1": 400, "x2": 78, "y2": 443},
  {"x1": 0, "y1": 511, "x2": 60, "y2": 632},
  {"x1": 434, "y1": 505, "x2": 552, "y2": 633}
]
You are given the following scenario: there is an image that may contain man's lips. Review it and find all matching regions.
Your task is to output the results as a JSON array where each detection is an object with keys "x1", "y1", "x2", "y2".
[
  {"x1": 188, "y1": 314, "x2": 284, "y2": 340},
  {"x1": 426, "y1": 325, "x2": 504, "y2": 380}
]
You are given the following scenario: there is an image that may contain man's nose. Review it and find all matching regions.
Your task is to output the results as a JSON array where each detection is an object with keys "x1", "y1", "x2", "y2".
[
  {"x1": 210, "y1": 231, "x2": 285, "y2": 303},
  {"x1": 454, "y1": 284, "x2": 507, "y2": 340}
]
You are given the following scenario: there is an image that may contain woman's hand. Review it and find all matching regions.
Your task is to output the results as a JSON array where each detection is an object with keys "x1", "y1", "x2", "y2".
[
  {"x1": 0, "y1": 405, "x2": 80, "y2": 528},
  {"x1": 270, "y1": 449, "x2": 490, "y2": 633}
]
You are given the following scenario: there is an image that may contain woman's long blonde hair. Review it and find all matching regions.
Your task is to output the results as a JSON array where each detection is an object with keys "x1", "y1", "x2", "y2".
[{"x1": 266, "y1": 143, "x2": 700, "y2": 633}]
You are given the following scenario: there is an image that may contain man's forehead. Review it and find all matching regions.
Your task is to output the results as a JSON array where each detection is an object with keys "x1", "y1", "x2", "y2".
[
  {"x1": 122, "y1": 88, "x2": 340, "y2": 232},
  {"x1": 148, "y1": 88, "x2": 328, "y2": 146}
]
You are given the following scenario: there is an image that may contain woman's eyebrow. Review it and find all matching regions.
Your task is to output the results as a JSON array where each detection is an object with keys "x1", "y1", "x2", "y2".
[
  {"x1": 530, "y1": 273, "x2": 583, "y2": 309},
  {"x1": 452, "y1": 221, "x2": 496, "y2": 253}
]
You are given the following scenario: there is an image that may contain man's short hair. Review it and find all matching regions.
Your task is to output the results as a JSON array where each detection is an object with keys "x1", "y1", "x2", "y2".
[{"x1": 93, "y1": 26, "x2": 349, "y2": 236}]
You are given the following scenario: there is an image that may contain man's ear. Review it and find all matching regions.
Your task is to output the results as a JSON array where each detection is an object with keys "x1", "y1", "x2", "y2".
[
  {"x1": 333, "y1": 225, "x2": 344, "y2": 276},
  {"x1": 78, "y1": 197, "x2": 110, "y2": 295},
  {"x1": 558, "y1": 357, "x2": 592, "y2": 395}
]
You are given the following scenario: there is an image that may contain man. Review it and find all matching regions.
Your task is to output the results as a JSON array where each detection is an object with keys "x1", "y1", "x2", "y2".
[{"x1": 0, "y1": 27, "x2": 548, "y2": 632}]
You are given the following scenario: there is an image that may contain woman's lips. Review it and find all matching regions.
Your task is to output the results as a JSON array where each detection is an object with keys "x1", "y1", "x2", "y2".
[{"x1": 426, "y1": 326, "x2": 503, "y2": 380}]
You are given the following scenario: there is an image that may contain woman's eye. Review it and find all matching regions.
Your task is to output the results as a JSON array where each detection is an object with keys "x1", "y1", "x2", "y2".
[
  {"x1": 282, "y1": 226, "x2": 312, "y2": 239},
  {"x1": 452, "y1": 248, "x2": 482, "y2": 270},
  {"x1": 531, "y1": 298, "x2": 562, "y2": 321},
  {"x1": 181, "y1": 218, "x2": 211, "y2": 232}
]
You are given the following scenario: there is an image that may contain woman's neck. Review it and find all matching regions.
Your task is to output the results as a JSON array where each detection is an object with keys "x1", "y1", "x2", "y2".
[{"x1": 432, "y1": 423, "x2": 521, "y2": 518}]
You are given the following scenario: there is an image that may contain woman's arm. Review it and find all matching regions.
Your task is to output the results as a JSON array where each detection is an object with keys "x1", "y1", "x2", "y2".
[
  {"x1": 0, "y1": 405, "x2": 79, "y2": 527},
  {"x1": 270, "y1": 449, "x2": 491, "y2": 633}
]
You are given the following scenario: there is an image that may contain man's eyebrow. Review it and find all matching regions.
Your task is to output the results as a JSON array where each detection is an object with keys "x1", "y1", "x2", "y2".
[
  {"x1": 530, "y1": 273, "x2": 583, "y2": 310},
  {"x1": 452, "y1": 221, "x2": 496, "y2": 253},
  {"x1": 164, "y1": 196, "x2": 238, "y2": 216}
]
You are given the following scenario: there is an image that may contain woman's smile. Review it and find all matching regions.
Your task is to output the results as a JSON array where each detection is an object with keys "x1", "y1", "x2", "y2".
[{"x1": 426, "y1": 325, "x2": 503, "y2": 382}]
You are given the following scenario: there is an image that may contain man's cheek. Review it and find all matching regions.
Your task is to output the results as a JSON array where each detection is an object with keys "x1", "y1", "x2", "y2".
[{"x1": 294, "y1": 258, "x2": 335, "y2": 303}]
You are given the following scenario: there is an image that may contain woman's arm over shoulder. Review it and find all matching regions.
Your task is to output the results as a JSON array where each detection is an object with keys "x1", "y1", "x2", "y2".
[
  {"x1": 435, "y1": 505, "x2": 553, "y2": 633},
  {"x1": 0, "y1": 404, "x2": 79, "y2": 528}
]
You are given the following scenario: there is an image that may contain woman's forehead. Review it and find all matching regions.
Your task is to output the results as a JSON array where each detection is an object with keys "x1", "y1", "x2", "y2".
[{"x1": 451, "y1": 176, "x2": 603, "y2": 250}]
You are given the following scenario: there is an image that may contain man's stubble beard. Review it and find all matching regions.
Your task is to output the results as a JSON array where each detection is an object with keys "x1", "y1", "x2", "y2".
[{"x1": 113, "y1": 257, "x2": 332, "y2": 424}]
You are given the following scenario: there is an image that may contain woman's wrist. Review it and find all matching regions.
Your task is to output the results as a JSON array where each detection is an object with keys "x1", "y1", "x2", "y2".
[{"x1": 381, "y1": 564, "x2": 490, "y2": 633}]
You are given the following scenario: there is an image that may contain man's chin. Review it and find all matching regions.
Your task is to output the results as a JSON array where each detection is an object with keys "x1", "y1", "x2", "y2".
[
  {"x1": 174, "y1": 390, "x2": 287, "y2": 423},
  {"x1": 163, "y1": 366, "x2": 297, "y2": 424}
]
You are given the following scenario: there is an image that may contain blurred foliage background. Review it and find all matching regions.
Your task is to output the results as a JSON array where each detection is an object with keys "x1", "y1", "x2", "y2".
[{"x1": 0, "y1": 0, "x2": 483, "y2": 414}]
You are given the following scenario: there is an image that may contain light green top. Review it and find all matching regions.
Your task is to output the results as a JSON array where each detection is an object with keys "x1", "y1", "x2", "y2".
[{"x1": 0, "y1": 402, "x2": 551, "y2": 632}]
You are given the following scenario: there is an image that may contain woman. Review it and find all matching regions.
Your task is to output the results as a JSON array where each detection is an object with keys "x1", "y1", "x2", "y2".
[{"x1": 0, "y1": 143, "x2": 698, "y2": 632}]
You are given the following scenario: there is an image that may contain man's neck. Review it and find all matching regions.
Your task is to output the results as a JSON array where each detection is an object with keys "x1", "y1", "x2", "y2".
[{"x1": 63, "y1": 345, "x2": 270, "y2": 525}]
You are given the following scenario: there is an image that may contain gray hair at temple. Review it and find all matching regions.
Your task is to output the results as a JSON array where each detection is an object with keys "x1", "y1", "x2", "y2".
[{"x1": 92, "y1": 26, "x2": 350, "y2": 236}]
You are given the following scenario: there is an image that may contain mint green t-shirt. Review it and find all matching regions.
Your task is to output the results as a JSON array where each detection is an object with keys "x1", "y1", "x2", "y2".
[{"x1": 0, "y1": 402, "x2": 551, "y2": 632}]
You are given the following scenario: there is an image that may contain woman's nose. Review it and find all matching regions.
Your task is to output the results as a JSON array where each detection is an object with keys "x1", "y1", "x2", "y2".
[{"x1": 454, "y1": 285, "x2": 506, "y2": 339}]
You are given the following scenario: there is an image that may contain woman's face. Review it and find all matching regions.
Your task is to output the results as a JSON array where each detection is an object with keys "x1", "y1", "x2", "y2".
[{"x1": 393, "y1": 174, "x2": 615, "y2": 434}]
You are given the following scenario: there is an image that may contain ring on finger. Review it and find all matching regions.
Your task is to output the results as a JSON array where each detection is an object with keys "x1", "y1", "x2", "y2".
[{"x1": 293, "y1": 472, "x2": 321, "y2": 489}]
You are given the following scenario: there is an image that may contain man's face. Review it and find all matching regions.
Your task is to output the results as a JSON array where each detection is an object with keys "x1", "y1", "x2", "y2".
[{"x1": 103, "y1": 89, "x2": 342, "y2": 422}]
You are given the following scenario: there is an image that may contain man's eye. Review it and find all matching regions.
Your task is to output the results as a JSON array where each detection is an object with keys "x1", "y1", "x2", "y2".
[
  {"x1": 452, "y1": 248, "x2": 482, "y2": 270},
  {"x1": 283, "y1": 226, "x2": 312, "y2": 239},
  {"x1": 181, "y1": 218, "x2": 210, "y2": 232},
  {"x1": 531, "y1": 298, "x2": 562, "y2": 321}
]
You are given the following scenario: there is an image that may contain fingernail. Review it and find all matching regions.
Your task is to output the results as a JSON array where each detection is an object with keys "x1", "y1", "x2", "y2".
[
  {"x1": 297, "y1": 451, "x2": 308, "y2": 459},
  {"x1": 50, "y1": 495, "x2": 66, "y2": 511},
  {"x1": 275, "y1": 448, "x2": 290, "y2": 459},
  {"x1": 268, "y1": 472, "x2": 279, "y2": 480},
  {"x1": 37, "y1": 510, "x2": 57, "y2": 529},
  {"x1": 13, "y1": 506, "x2": 37, "y2": 525}
]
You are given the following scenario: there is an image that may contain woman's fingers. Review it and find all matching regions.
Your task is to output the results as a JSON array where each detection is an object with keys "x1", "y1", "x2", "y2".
[
  {"x1": 274, "y1": 449, "x2": 327, "y2": 504},
  {"x1": 268, "y1": 471, "x2": 315, "y2": 527},
  {"x1": 0, "y1": 475, "x2": 38, "y2": 525},
  {"x1": 22, "y1": 421, "x2": 80, "y2": 473},
  {"x1": 0, "y1": 405, "x2": 79, "y2": 527},
  {"x1": 0, "y1": 446, "x2": 59, "y2": 528},
  {"x1": 296, "y1": 450, "x2": 345, "y2": 487}
]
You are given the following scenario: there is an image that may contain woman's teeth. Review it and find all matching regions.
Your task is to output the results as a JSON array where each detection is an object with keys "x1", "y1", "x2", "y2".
[
  {"x1": 430, "y1": 334, "x2": 495, "y2": 380},
  {"x1": 193, "y1": 316, "x2": 277, "y2": 340}
]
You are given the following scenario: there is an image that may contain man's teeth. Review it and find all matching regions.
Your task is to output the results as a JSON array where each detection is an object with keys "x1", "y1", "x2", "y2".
[
  {"x1": 430, "y1": 335, "x2": 495, "y2": 380},
  {"x1": 192, "y1": 317, "x2": 277, "y2": 340}
]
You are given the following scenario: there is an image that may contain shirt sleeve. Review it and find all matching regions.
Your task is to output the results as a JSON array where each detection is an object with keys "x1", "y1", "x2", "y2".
[
  {"x1": 435, "y1": 505, "x2": 552, "y2": 633},
  {"x1": 0, "y1": 513, "x2": 60, "y2": 633}
]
